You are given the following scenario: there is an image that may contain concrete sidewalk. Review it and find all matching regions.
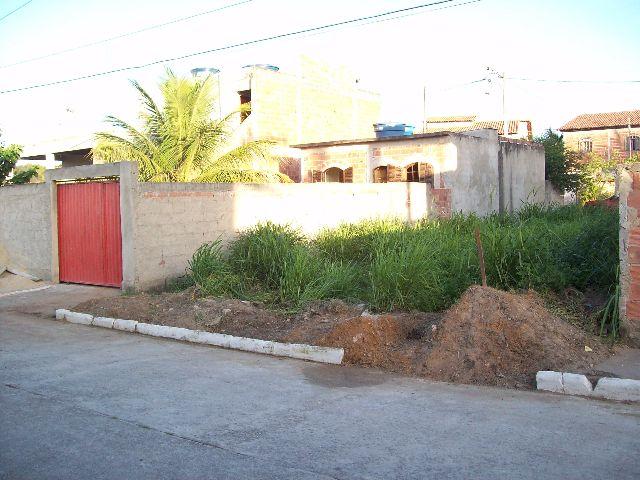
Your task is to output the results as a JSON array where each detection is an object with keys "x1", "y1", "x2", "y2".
[{"x1": 1, "y1": 285, "x2": 639, "y2": 479}]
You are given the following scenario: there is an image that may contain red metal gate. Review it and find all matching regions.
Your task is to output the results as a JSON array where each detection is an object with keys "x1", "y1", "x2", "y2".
[{"x1": 57, "y1": 180, "x2": 122, "y2": 287}]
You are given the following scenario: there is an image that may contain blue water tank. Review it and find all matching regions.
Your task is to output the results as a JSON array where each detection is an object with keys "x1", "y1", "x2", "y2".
[{"x1": 373, "y1": 123, "x2": 415, "y2": 138}]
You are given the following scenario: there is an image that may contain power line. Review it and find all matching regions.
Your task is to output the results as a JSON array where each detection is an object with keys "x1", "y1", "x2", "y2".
[
  {"x1": 0, "y1": 0, "x2": 34, "y2": 23},
  {"x1": 0, "y1": 0, "x2": 253, "y2": 70},
  {"x1": 507, "y1": 76, "x2": 640, "y2": 84},
  {"x1": 0, "y1": 0, "x2": 472, "y2": 95}
]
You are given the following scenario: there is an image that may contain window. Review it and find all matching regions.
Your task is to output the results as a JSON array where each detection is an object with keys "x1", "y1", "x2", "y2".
[
  {"x1": 406, "y1": 162, "x2": 420, "y2": 182},
  {"x1": 238, "y1": 90, "x2": 251, "y2": 122},
  {"x1": 629, "y1": 135, "x2": 640, "y2": 151},
  {"x1": 373, "y1": 166, "x2": 388, "y2": 183},
  {"x1": 579, "y1": 138, "x2": 592, "y2": 153},
  {"x1": 405, "y1": 162, "x2": 434, "y2": 186},
  {"x1": 323, "y1": 167, "x2": 344, "y2": 183}
]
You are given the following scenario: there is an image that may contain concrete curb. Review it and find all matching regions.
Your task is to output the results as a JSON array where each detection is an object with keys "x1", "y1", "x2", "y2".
[
  {"x1": 536, "y1": 370, "x2": 640, "y2": 402},
  {"x1": 54, "y1": 309, "x2": 344, "y2": 365},
  {"x1": 0, "y1": 285, "x2": 52, "y2": 298}
]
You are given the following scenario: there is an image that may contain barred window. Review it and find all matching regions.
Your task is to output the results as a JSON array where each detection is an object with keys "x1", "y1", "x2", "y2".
[
  {"x1": 406, "y1": 162, "x2": 420, "y2": 182},
  {"x1": 629, "y1": 135, "x2": 640, "y2": 151},
  {"x1": 579, "y1": 138, "x2": 592, "y2": 153}
]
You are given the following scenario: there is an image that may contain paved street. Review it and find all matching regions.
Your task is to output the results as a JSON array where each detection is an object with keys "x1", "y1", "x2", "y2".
[{"x1": 1, "y1": 285, "x2": 639, "y2": 479}]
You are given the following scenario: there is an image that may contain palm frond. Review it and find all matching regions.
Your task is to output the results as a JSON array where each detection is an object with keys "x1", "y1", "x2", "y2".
[{"x1": 94, "y1": 71, "x2": 285, "y2": 184}]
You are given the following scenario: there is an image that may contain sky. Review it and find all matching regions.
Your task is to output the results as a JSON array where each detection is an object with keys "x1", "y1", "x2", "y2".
[{"x1": 0, "y1": 0, "x2": 639, "y2": 151}]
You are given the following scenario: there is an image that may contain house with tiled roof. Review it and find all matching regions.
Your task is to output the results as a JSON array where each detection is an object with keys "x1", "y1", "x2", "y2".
[
  {"x1": 559, "y1": 110, "x2": 640, "y2": 159},
  {"x1": 425, "y1": 115, "x2": 532, "y2": 140}
]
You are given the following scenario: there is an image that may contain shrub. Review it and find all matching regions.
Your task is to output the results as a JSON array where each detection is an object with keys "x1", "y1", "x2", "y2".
[
  {"x1": 188, "y1": 240, "x2": 243, "y2": 297},
  {"x1": 185, "y1": 205, "x2": 618, "y2": 315}
]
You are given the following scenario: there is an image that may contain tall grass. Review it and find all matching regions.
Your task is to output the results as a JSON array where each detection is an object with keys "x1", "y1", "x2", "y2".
[{"x1": 186, "y1": 205, "x2": 618, "y2": 313}]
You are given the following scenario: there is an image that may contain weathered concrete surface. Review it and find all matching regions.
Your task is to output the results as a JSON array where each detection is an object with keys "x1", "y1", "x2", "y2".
[
  {"x1": 594, "y1": 378, "x2": 640, "y2": 402},
  {"x1": 562, "y1": 373, "x2": 594, "y2": 396},
  {"x1": 536, "y1": 371, "x2": 563, "y2": 393},
  {"x1": 595, "y1": 348, "x2": 640, "y2": 380},
  {"x1": 2, "y1": 286, "x2": 640, "y2": 480},
  {"x1": 0, "y1": 184, "x2": 51, "y2": 280}
]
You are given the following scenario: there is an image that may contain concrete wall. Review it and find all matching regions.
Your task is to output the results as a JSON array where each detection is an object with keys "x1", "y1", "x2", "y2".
[
  {"x1": 499, "y1": 139, "x2": 546, "y2": 213},
  {"x1": 618, "y1": 164, "x2": 640, "y2": 343},
  {"x1": 545, "y1": 180, "x2": 565, "y2": 205},
  {"x1": 447, "y1": 133, "x2": 500, "y2": 215},
  {"x1": 0, "y1": 183, "x2": 52, "y2": 280},
  {"x1": 133, "y1": 182, "x2": 427, "y2": 290}
]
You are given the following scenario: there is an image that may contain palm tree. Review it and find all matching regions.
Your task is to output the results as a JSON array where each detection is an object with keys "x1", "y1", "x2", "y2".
[{"x1": 93, "y1": 71, "x2": 290, "y2": 183}]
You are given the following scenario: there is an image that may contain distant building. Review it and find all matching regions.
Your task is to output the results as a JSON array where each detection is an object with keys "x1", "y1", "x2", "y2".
[
  {"x1": 559, "y1": 110, "x2": 640, "y2": 159},
  {"x1": 21, "y1": 57, "x2": 381, "y2": 180},
  {"x1": 425, "y1": 115, "x2": 533, "y2": 140},
  {"x1": 219, "y1": 57, "x2": 381, "y2": 147},
  {"x1": 18, "y1": 136, "x2": 93, "y2": 169},
  {"x1": 291, "y1": 128, "x2": 545, "y2": 216}
]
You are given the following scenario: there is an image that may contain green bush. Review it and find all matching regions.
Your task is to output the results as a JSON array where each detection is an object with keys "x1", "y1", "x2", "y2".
[{"x1": 185, "y1": 205, "x2": 618, "y2": 314}]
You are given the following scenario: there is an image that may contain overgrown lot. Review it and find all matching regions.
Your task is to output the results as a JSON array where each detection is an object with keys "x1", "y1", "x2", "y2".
[
  {"x1": 184, "y1": 204, "x2": 618, "y2": 317},
  {"x1": 78, "y1": 204, "x2": 622, "y2": 388}
]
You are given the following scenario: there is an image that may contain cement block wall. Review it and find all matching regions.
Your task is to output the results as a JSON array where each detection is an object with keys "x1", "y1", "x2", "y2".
[
  {"x1": 618, "y1": 164, "x2": 640, "y2": 342},
  {"x1": 217, "y1": 57, "x2": 381, "y2": 148},
  {"x1": 499, "y1": 139, "x2": 546, "y2": 213},
  {"x1": 0, "y1": 183, "x2": 51, "y2": 280},
  {"x1": 134, "y1": 182, "x2": 427, "y2": 290}
]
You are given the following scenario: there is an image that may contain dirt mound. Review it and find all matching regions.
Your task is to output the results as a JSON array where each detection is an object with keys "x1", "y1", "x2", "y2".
[
  {"x1": 302, "y1": 314, "x2": 428, "y2": 373},
  {"x1": 422, "y1": 286, "x2": 608, "y2": 388}
]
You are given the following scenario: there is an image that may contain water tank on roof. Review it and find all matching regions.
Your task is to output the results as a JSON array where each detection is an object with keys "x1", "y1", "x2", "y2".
[
  {"x1": 373, "y1": 123, "x2": 415, "y2": 139},
  {"x1": 191, "y1": 67, "x2": 220, "y2": 77},
  {"x1": 242, "y1": 64, "x2": 280, "y2": 72}
]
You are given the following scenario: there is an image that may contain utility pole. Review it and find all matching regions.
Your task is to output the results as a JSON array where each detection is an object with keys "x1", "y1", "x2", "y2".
[
  {"x1": 487, "y1": 67, "x2": 507, "y2": 137},
  {"x1": 629, "y1": 116, "x2": 632, "y2": 160},
  {"x1": 422, "y1": 84, "x2": 427, "y2": 134}
]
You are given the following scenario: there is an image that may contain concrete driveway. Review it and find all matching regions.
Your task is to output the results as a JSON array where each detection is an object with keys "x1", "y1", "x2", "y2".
[{"x1": 1, "y1": 285, "x2": 639, "y2": 480}]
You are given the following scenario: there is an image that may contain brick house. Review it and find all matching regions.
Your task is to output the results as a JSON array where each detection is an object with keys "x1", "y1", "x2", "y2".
[
  {"x1": 291, "y1": 129, "x2": 546, "y2": 217},
  {"x1": 559, "y1": 110, "x2": 640, "y2": 159},
  {"x1": 425, "y1": 115, "x2": 533, "y2": 140}
]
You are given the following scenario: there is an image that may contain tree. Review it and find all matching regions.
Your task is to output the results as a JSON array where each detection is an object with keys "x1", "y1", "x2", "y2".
[
  {"x1": 577, "y1": 152, "x2": 640, "y2": 203},
  {"x1": 93, "y1": 71, "x2": 290, "y2": 183},
  {"x1": 0, "y1": 135, "x2": 28, "y2": 186},
  {"x1": 535, "y1": 129, "x2": 582, "y2": 193}
]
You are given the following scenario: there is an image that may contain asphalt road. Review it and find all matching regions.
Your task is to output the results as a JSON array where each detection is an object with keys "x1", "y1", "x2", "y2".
[{"x1": 1, "y1": 285, "x2": 639, "y2": 479}]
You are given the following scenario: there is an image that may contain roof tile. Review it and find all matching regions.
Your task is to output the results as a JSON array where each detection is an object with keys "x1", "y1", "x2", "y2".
[{"x1": 559, "y1": 110, "x2": 640, "y2": 131}]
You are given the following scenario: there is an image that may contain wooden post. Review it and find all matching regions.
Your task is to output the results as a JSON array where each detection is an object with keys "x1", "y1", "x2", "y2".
[{"x1": 474, "y1": 228, "x2": 487, "y2": 287}]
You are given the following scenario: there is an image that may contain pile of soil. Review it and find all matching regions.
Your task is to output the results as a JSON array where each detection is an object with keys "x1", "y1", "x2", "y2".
[
  {"x1": 421, "y1": 286, "x2": 609, "y2": 388},
  {"x1": 288, "y1": 313, "x2": 440, "y2": 374},
  {"x1": 75, "y1": 285, "x2": 613, "y2": 389}
]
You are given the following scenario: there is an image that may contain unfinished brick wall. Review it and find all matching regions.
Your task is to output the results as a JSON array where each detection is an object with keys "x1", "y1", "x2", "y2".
[
  {"x1": 619, "y1": 164, "x2": 640, "y2": 342},
  {"x1": 431, "y1": 188, "x2": 452, "y2": 218},
  {"x1": 304, "y1": 147, "x2": 368, "y2": 183}
]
